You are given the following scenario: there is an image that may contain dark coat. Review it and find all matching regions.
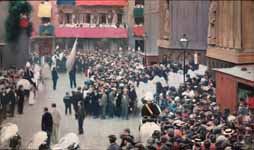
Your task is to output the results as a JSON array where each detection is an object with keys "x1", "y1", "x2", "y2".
[
  {"x1": 0, "y1": 92, "x2": 9, "y2": 106},
  {"x1": 41, "y1": 112, "x2": 53, "y2": 132},
  {"x1": 141, "y1": 103, "x2": 161, "y2": 117},
  {"x1": 107, "y1": 143, "x2": 120, "y2": 150},
  {"x1": 75, "y1": 91, "x2": 83, "y2": 102},
  {"x1": 24, "y1": 69, "x2": 34, "y2": 80},
  {"x1": 128, "y1": 89, "x2": 137, "y2": 102},
  {"x1": 51, "y1": 70, "x2": 59, "y2": 81},
  {"x1": 76, "y1": 106, "x2": 85, "y2": 120},
  {"x1": 63, "y1": 95, "x2": 72, "y2": 106},
  {"x1": 7, "y1": 90, "x2": 16, "y2": 105},
  {"x1": 16, "y1": 89, "x2": 25, "y2": 103}
]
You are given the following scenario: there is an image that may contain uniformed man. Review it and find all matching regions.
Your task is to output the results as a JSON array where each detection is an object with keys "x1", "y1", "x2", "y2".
[{"x1": 141, "y1": 92, "x2": 161, "y2": 123}]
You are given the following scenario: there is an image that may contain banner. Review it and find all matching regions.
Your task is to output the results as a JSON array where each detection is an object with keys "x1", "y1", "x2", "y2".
[
  {"x1": 38, "y1": 38, "x2": 53, "y2": 56},
  {"x1": 38, "y1": 2, "x2": 52, "y2": 18},
  {"x1": 66, "y1": 38, "x2": 78, "y2": 72}
]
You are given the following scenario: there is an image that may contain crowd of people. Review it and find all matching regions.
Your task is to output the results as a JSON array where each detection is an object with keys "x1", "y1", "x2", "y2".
[
  {"x1": 0, "y1": 63, "x2": 38, "y2": 125},
  {"x1": 2, "y1": 48, "x2": 254, "y2": 150},
  {"x1": 56, "y1": 49, "x2": 201, "y2": 121},
  {"x1": 105, "y1": 66, "x2": 254, "y2": 149}
]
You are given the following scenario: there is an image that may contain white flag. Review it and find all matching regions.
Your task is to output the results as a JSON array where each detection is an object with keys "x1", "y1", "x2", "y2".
[{"x1": 66, "y1": 38, "x2": 78, "y2": 72}]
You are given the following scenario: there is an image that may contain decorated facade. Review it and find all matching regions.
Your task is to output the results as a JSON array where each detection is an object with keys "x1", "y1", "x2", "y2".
[
  {"x1": 30, "y1": 0, "x2": 129, "y2": 55},
  {"x1": 206, "y1": 1, "x2": 254, "y2": 69}
]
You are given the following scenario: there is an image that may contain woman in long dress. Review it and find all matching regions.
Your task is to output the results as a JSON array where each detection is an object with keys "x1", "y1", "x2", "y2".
[{"x1": 28, "y1": 87, "x2": 35, "y2": 105}]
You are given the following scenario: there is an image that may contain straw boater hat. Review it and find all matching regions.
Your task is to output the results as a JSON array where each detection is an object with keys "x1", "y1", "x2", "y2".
[
  {"x1": 26, "y1": 62, "x2": 31, "y2": 68},
  {"x1": 192, "y1": 138, "x2": 202, "y2": 143},
  {"x1": 222, "y1": 128, "x2": 235, "y2": 136}
]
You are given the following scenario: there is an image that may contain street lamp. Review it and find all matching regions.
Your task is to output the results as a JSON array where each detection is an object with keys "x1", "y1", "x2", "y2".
[
  {"x1": 144, "y1": 32, "x2": 148, "y2": 66},
  {"x1": 179, "y1": 34, "x2": 189, "y2": 84}
]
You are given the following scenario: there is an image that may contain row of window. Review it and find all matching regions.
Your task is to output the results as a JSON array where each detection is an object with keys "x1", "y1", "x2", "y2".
[
  {"x1": 134, "y1": 0, "x2": 144, "y2": 52},
  {"x1": 60, "y1": 13, "x2": 123, "y2": 25},
  {"x1": 134, "y1": 0, "x2": 144, "y2": 25}
]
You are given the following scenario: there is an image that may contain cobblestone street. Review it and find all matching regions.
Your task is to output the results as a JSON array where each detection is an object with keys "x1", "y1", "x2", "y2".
[{"x1": 3, "y1": 74, "x2": 141, "y2": 149}]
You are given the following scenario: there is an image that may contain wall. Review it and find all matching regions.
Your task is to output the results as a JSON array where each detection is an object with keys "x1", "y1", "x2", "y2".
[
  {"x1": 216, "y1": 72, "x2": 237, "y2": 112},
  {"x1": 29, "y1": 0, "x2": 58, "y2": 35},
  {"x1": 0, "y1": 1, "x2": 8, "y2": 44},
  {"x1": 170, "y1": 0, "x2": 209, "y2": 50},
  {"x1": 241, "y1": 1, "x2": 254, "y2": 50},
  {"x1": 207, "y1": 1, "x2": 254, "y2": 66},
  {"x1": 144, "y1": 0, "x2": 160, "y2": 55},
  {"x1": 127, "y1": 0, "x2": 135, "y2": 49}
]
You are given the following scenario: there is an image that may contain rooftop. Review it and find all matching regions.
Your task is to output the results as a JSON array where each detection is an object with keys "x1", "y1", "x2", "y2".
[{"x1": 214, "y1": 65, "x2": 254, "y2": 82}]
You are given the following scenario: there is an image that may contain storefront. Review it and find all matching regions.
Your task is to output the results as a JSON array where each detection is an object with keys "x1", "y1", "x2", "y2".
[{"x1": 214, "y1": 65, "x2": 254, "y2": 112}]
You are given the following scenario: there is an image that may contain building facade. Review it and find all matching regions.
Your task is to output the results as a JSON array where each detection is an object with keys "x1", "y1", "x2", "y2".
[
  {"x1": 206, "y1": 1, "x2": 254, "y2": 69},
  {"x1": 144, "y1": 0, "x2": 209, "y2": 65},
  {"x1": 30, "y1": 0, "x2": 129, "y2": 54},
  {"x1": 128, "y1": 0, "x2": 144, "y2": 53}
]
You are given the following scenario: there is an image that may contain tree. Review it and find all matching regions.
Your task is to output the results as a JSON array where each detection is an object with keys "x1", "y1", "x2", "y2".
[
  {"x1": 3, "y1": 0, "x2": 33, "y2": 67},
  {"x1": 5, "y1": 0, "x2": 33, "y2": 43}
]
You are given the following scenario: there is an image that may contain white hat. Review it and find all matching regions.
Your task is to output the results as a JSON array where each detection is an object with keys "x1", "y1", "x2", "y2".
[
  {"x1": 174, "y1": 96, "x2": 180, "y2": 101},
  {"x1": 144, "y1": 92, "x2": 154, "y2": 101},
  {"x1": 26, "y1": 62, "x2": 31, "y2": 68}
]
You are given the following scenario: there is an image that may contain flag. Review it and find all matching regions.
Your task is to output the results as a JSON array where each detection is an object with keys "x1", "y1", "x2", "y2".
[{"x1": 66, "y1": 38, "x2": 78, "y2": 72}]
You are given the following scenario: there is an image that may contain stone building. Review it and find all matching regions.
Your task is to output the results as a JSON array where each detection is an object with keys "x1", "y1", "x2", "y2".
[
  {"x1": 0, "y1": 1, "x2": 8, "y2": 68},
  {"x1": 128, "y1": 0, "x2": 144, "y2": 52},
  {"x1": 144, "y1": 0, "x2": 209, "y2": 65},
  {"x1": 30, "y1": 0, "x2": 129, "y2": 53},
  {"x1": 206, "y1": 1, "x2": 254, "y2": 69}
]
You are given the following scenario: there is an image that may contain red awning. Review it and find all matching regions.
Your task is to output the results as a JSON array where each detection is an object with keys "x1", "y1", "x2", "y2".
[
  {"x1": 76, "y1": 0, "x2": 127, "y2": 6},
  {"x1": 55, "y1": 27, "x2": 128, "y2": 38},
  {"x1": 133, "y1": 26, "x2": 144, "y2": 37}
]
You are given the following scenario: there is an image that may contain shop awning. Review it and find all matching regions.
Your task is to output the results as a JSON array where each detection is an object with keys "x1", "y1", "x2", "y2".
[
  {"x1": 76, "y1": 0, "x2": 127, "y2": 6},
  {"x1": 133, "y1": 26, "x2": 144, "y2": 37},
  {"x1": 57, "y1": 0, "x2": 75, "y2": 5},
  {"x1": 55, "y1": 27, "x2": 128, "y2": 38}
]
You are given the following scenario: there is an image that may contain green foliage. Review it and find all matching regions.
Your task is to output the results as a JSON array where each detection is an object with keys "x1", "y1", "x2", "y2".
[{"x1": 5, "y1": 0, "x2": 33, "y2": 43}]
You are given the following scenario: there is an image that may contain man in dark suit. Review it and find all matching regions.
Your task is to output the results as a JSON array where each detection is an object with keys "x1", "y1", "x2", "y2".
[
  {"x1": 41, "y1": 107, "x2": 53, "y2": 146},
  {"x1": 51, "y1": 67, "x2": 59, "y2": 90},
  {"x1": 6, "y1": 86, "x2": 16, "y2": 117},
  {"x1": 0, "y1": 88, "x2": 8, "y2": 119},
  {"x1": 63, "y1": 92, "x2": 72, "y2": 115},
  {"x1": 16, "y1": 85, "x2": 25, "y2": 114},
  {"x1": 75, "y1": 102, "x2": 85, "y2": 134},
  {"x1": 69, "y1": 66, "x2": 77, "y2": 88}
]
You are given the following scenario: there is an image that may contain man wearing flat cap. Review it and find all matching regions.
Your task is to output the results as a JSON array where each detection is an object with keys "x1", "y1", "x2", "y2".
[{"x1": 107, "y1": 134, "x2": 120, "y2": 150}]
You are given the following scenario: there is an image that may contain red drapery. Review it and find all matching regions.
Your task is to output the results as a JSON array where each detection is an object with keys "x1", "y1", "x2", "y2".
[
  {"x1": 55, "y1": 27, "x2": 128, "y2": 38},
  {"x1": 76, "y1": 0, "x2": 127, "y2": 6},
  {"x1": 133, "y1": 26, "x2": 144, "y2": 37}
]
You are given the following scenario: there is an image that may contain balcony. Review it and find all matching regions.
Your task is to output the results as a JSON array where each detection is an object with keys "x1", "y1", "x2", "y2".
[
  {"x1": 76, "y1": 0, "x2": 127, "y2": 6},
  {"x1": 55, "y1": 26, "x2": 128, "y2": 38},
  {"x1": 133, "y1": 25, "x2": 144, "y2": 37},
  {"x1": 133, "y1": 7, "x2": 144, "y2": 18},
  {"x1": 39, "y1": 24, "x2": 55, "y2": 36}
]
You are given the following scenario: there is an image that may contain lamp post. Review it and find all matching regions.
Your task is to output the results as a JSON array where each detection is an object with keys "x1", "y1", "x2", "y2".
[
  {"x1": 144, "y1": 32, "x2": 148, "y2": 66},
  {"x1": 179, "y1": 34, "x2": 189, "y2": 84}
]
